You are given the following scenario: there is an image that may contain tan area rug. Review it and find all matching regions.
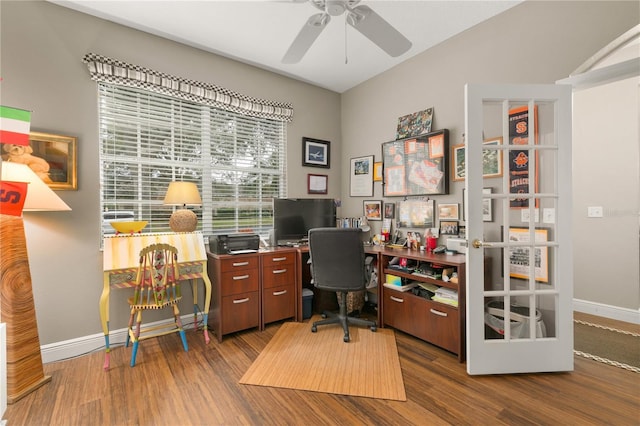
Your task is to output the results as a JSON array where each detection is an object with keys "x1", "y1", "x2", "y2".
[
  {"x1": 574, "y1": 319, "x2": 640, "y2": 373},
  {"x1": 239, "y1": 317, "x2": 406, "y2": 401}
]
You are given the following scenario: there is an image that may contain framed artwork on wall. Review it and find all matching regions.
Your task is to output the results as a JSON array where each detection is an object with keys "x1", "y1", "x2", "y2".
[
  {"x1": 307, "y1": 174, "x2": 328, "y2": 194},
  {"x1": 16, "y1": 131, "x2": 78, "y2": 190},
  {"x1": 440, "y1": 220, "x2": 459, "y2": 235},
  {"x1": 363, "y1": 200, "x2": 382, "y2": 221},
  {"x1": 438, "y1": 203, "x2": 459, "y2": 220},
  {"x1": 507, "y1": 227, "x2": 549, "y2": 283},
  {"x1": 451, "y1": 137, "x2": 503, "y2": 182},
  {"x1": 373, "y1": 161, "x2": 383, "y2": 182},
  {"x1": 397, "y1": 199, "x2": 435, "y2": 228},
  {"x1": 382, "y1": 129, "x2": 449, "y2": 197},
  {"x1": 302, "y1": 137, "x2": 330, "y2": 168},
  {"x1": 384, "y1": 202, "x2": 395, "y2": 219},
  {"x1": 350, "y1": 155, "x2": 374, "y2": 196},
  {"x1": 462, "y1": 187, "x2": 494, "y2": 222}
]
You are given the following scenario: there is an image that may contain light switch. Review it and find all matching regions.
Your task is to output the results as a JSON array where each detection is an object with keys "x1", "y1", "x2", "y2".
[
  {"x1": 543, "y1": 208, "x2": 555, "y2": 224},
  {"x1": 587, "y1": 206, "x2": 603, "y2": 218}
]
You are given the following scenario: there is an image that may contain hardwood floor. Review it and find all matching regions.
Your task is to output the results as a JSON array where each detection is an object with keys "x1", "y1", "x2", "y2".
[{"x1": 4, "y1": 316, "x2": 639, "y2": 425}]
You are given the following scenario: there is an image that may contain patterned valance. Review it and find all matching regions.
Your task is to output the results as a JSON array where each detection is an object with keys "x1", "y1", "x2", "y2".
[{"x1": 82, "y1": 53, "x2": 294, "y2": 122}]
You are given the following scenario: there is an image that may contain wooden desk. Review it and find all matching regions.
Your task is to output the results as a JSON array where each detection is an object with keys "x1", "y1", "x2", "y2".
[{"x1": 101, "y1": 232, "x2": 212, "y2": 369}]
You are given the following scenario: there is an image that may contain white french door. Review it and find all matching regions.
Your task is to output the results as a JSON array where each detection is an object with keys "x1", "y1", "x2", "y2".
[{"x1": 465, "y1": 83, "x2": 573, "y2": 374}]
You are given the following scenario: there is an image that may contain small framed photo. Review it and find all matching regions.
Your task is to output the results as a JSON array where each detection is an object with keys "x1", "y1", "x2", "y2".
[
  {"x1": 11, "y1": 131, "x2": 78, "y2": 190},
  {"x1": 307, "y1": 174, "x2": 328, "y2": 194},
  {"x1": 350, "y1": 155, "x2": 374, "y2": 196},
  {"x1": 384, "y1": 202, "x2": 395, "y2": 219},
  {"x1": 482, "y1": 187, "x2": 493, "y2": 222},
  {"x1": 373, "y1": 161, "x2": 383, "y2": 182},
  {"x1": 438, "y1": 203, "x2": 459, "y2": 220},
  {"x1": 363, "y1": 200, "x2": 382, "y2": 221},
  {"x1": 302, "y1": 137, "x2": 330, "y2": 168},
  {"x1": 451, "y1": 137, "x2": 504, "y2": 181},
  {"x1": 452, "y1": 144, "x2": 465, "y2": 182},
  {"x1": 440, "y1": 220, "x2": 459, "y2": 235}
]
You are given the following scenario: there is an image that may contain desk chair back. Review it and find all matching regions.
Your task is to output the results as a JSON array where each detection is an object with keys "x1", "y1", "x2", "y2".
[
  {"x1": 308, "y1": 228, "x2": 367, "y2": 292},
  {"x1": 126, "y1": 243, "x2": 188, "y2": 366},
  {"x1": 308, "y1": 228, "x2": 376, "y2": 342}
]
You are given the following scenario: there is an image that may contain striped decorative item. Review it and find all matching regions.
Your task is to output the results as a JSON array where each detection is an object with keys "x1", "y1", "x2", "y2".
[{"x1": 0, "y1": 106, "x2": 31, "y2": 146}]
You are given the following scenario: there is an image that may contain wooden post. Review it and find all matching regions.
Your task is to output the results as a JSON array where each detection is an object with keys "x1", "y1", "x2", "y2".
[{"x1": 0, "y1": 214, "x2": 51, "y2": 403}]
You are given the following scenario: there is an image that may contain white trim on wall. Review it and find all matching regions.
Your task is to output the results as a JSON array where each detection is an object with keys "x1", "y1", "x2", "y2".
[
  {"x1": 39, "y1": 301, "x2": 639, "y2": 364},
  {"x1": 573, "y1": 299, "x2": 640, "y2": 325},
  {"x1": 41, "y1": 314, "x2": 205, "y2": 364}
]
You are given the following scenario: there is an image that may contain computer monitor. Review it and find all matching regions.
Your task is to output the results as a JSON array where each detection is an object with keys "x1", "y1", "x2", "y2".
[{"x1": 273, "y1": 198, "x2": 336, "y2": 246}]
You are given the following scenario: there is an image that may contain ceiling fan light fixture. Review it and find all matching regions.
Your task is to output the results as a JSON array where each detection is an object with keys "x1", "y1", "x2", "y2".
[{"x1": 325, "y1": 0, "x2": 346, "y2": 16}]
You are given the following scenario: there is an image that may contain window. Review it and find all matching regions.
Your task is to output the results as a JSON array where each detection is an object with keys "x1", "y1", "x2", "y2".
[{"x1": 98, "y1": 83, "x2": 287, "y2": 238}]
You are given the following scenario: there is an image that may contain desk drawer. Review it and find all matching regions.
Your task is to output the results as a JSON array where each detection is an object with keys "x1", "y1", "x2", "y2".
[
  {"x1": 262, "y1": 252, "x2": 295, "y2": 267},
  {"x1": 262, "y1": 264, "x2": 295, "y2": 289},
  {"x1": 424, "y1": 300, "x2": 459, "y2": 354},
  {"x1": 263, "y1": 284, "x2": 295, "y2": 324},
  {"x1": 221, "y1": 269, "x2": 259, "y2": 296},
  {"x1": 221, "y1": 291, "x2": 260, "y2": 334},
  {"x1": 220, "y1": 256, "x2": 259, "y2": 273}
]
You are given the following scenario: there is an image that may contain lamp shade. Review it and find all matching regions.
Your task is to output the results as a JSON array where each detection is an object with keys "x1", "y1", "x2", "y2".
[
  {"x1": 163, "y1": 181, "x2": 202, "y2": 206},
  {"x1": 0, "y1": 161, "x2": 71, "y2": 211}
]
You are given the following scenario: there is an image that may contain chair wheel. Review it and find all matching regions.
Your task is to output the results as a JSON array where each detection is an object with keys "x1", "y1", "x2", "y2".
[
  {"x1": 311, "y1": 325, "x2": 317, "y2": 333},
  {"x1": 321, "y1": 313, "x2": 327, "y2": 319},
  {"x1": 370, "y1": 325, "x2": 377, "y2": 332},
  {"x1": 343, "y1": 335, "x2": 350, "y2": 342}
]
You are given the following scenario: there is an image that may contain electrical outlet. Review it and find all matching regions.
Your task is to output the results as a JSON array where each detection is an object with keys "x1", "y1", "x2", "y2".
[{"x1": 587, "y1": 206, "x2": 603, "y2": 218}]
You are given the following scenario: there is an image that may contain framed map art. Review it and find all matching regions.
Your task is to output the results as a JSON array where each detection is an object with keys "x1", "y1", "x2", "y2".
[{"x1": 382, "y1": 129, "x2": 449, "y2": 197}]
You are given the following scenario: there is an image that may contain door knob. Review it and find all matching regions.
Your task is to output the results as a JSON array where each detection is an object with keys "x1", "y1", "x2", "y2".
[{"x1": 472, "y1": 239, "x2": 483, "y2": 249}]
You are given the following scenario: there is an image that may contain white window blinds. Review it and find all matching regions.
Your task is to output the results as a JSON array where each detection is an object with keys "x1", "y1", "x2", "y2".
[{"x1": 98, "y1": 83, "x2": 287, "y2": 237}]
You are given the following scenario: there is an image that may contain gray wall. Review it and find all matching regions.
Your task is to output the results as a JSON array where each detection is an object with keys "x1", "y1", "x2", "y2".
[
  {"x1": 0, "y1": 1, "x2": 637, "y2": 347},
  {"x1": 339, "y1": 1, "x2": 639, "y2": 314},
  {"x1": 0, "y1": 0, "x2": 341, "y2": 345}
]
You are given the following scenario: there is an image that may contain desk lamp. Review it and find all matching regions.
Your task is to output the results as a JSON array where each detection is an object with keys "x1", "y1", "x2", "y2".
[
  {"x1": 163, "y1": 181, "x2": 202, "y2": 232},
  {"x1": 0, "y1": 161, "x2": 71, "y2": 403}
]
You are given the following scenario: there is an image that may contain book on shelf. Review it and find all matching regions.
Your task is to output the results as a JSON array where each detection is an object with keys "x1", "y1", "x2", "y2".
[{"x1": 383, "y1": 282, "x2": 417, "y2": 292}]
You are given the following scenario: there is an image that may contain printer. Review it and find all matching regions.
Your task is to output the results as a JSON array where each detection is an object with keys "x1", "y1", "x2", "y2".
[{"x1": 209, "y1": 233, "x2": 260, "y2": 255}]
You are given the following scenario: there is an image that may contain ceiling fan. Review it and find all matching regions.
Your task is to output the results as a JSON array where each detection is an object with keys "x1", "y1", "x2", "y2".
[{"x1": 282, "y1": 0, "x2": 412, "y2": 64}]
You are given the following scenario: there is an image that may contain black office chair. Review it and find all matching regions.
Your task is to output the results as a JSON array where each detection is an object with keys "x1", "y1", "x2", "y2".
[{"x1": 308, "y1": 227, "x2": 377, "y2": 342}]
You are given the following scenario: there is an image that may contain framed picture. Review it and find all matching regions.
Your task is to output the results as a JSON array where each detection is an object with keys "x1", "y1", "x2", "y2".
[
  {"x1": 302, "y1": 137, "x2": 330, "y2": 168},
  {"x1": 452, "y1": 144, "x2": 465, "y2": 181},
  {"x1": 363, "y1": 200, "x2": 382, "y2": 221},
  {"x1": 5, "y1": 131, "x2": 79, "y2": 190},
  {"x1": 482, "y1": 187, "x2": 493, "y2": 222},
  {"x1": 451, "y1": 138, "x2": 504, "y2": 182},
  {"x1": 509, "y1": 106, "x2": 538, "y2": 208},
  {"x1": 396, "y1": 107, "x2": 433, "y2": 139},
  {"x1": 307, "y1": 174, "x2": 327, "y2": 194},
  {"x1": 440, "y1": 220, "x2": 459, "y2": 235},
  {"x1": 350, "y1": 155, "x2": 374, "y2": 196},
  {"x1": 462, "y1": 187, "x2": 493, "y2": 222},
  {"x1": 382, "y1": 129, "x2": 449, "y2": 196},
  {"x1": 438, "y1": 203, "x2": 459, "y2": 220},
  {"x1": 482, "y1": 137, "x2": 503, "y2": 178},
  {"x1": 373, "y1": 161, "x2": 383, "y2": 182},
  {"x1": 397, "y1": 199, "x2": 435, "y2": 228},
  {"x1": 384, "y1": 202, "x2": 395, "y2": 219},
  {"x1": 508, "y1": 227, "x2": 549, "y2": 283}
]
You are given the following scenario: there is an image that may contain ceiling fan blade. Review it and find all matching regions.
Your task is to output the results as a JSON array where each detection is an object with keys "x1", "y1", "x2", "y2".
[
  {"x1": 347, "y1": 5, "x2": 412, "y2": 57},
  {"x1": 282, "y1": 13, "x2": 331, "y2": 64}
]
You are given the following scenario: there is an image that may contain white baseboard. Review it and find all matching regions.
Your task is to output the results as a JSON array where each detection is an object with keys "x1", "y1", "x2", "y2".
[
  {"x1": 41, "y1": 314, "x2": 204, "y2": 364},
  {"x1": 573, "y1": 299, "x2": 640, "y2": 324},
  {"x1": 41, "y1": 300, "x2": 639, "y2": 364}
]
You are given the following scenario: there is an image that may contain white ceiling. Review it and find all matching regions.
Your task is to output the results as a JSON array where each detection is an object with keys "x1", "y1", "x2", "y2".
[{"x1": 50, "y1": 0, "x2": 522, "y2": 93}]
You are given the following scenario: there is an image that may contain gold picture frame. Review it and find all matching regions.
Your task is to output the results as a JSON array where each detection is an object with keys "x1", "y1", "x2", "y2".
[{"x1": 28, "y1": 131, "x2": 77, "y2": 190}]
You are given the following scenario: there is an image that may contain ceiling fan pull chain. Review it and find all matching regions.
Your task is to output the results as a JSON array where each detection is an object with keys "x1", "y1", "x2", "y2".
[{"x1": 344, "y1": 16, "x2": 348, "y2": 64}]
